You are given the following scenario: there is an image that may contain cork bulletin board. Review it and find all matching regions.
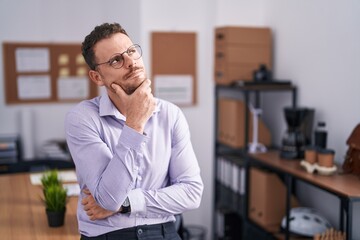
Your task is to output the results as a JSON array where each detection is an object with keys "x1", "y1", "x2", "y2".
[
  {"x1": 151, "y1": 32, "x2": 197, "y2": 106},
  {"x1": 3, "y1": 42, "x2": 97, "y2": 104}
]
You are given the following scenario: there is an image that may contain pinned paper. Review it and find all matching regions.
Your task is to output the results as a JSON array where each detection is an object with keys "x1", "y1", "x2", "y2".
[
  {"x1": 59, "y1": 67, "x2": 70, "y2": 77},
  {"x1": 57, "y1": 76, "x2": 89, "y2": 99},
  {"x1": 17, "y1": 75, "x2": 51, "y2": 99},
  {"x1": 76, "y1": 54, "x2": 86, "y2": 65},
  {"x1": 15, "y1": 48, "x2": 50, "y2": 72},
  {"x1": 58, "y1": 54, "x2": 69, "y2": 65},
  {"x1": 76, "y1": 67, "x2": 87, "y2": 76},
  {"x1": 154, "y1": 74, "x2": 193, "y2": 105}
]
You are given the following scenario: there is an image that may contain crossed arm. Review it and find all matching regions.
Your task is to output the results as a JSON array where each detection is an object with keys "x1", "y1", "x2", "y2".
[{"x1": 81, "y1": 188, "x2": 114, "y2": 221}]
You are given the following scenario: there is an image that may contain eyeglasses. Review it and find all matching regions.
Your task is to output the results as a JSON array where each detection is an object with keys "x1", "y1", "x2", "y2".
[{"x1": 94, "y1": 44, "x2": 142, "y2": 69}]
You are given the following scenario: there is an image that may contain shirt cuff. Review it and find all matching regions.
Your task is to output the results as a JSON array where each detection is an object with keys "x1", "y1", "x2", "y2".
[
  {"x1": 120, "y1": 125, "x2": 149, "y2": 151},
  {"x1": 128, "y1": 188, "x2": 146, "y2": 215}
]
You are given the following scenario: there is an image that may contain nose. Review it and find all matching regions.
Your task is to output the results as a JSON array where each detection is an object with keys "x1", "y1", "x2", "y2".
[{"x1": 123, "y1": 54, "x2": 136, "y2": 68}]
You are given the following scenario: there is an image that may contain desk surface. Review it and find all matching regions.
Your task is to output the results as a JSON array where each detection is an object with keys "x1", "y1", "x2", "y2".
[
  {"x1": 251, "y1": 151, "x2": 360, "y2": 198},
  {"x1": 0, "y1": 172, "x2": 80, "y2": 240}
]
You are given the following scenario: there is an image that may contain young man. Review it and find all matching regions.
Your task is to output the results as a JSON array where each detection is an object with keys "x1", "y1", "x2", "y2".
[{"x1": 65, "y1": 23, "x2": 203, "y2": 240}]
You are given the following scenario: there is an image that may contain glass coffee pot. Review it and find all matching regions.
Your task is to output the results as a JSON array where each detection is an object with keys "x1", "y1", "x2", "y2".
[{"x1": 280, "y1": 107, "x2": 314, "y2": 159}]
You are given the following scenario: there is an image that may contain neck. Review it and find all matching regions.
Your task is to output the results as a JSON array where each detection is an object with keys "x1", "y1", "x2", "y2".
[{"x1": 108, "y1": 90, "x2": 127, "y2": 117}]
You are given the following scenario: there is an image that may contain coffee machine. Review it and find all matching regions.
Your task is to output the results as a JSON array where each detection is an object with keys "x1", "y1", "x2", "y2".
[{"x1": 280, "y1": 107, "x2": 314, "y2": 159}]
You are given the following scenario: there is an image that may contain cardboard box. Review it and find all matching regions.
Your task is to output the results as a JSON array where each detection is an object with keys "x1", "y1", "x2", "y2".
[
  {"x1": 215, "y1": 26, "x2": 272, "y2": 46},
  {"x1": 249, "y1": 167, "x2": 299, "y2": 228},
  {"x1": 215, "y1": 63, "x2": 257, "y2": 85},
  {"x1": 218, "y1": 98, "x2": 271, "y2": 148},
  {"x1": 214, "y1": 26, "x2": 272, "y2": 85},
  {"x1": 215, "y1": 45, "x2": 271, "y2": 65},
  {"x1": 249, "y1": 167, "x2": 285, "y2": 227}
]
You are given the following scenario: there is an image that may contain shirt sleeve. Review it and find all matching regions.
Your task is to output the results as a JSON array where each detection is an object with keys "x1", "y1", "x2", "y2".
[
  {"x1": 65, "y1": 110, "x2": 147, "y2": 212},
  {"x1": 127, "y1": 109, "x2": 204, "y2": 218}
]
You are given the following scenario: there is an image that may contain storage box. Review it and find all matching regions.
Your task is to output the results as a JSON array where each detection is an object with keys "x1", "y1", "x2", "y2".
[
  {"x1": 249, "y1": 167, "x2": 297, "y2": 228},
  {"x1": 214, "y1": 26, "x2": 272, "y2": 85},
  {"x1": 215, "y1": 63, "x2": 257, "y2": 85},
  {"x1": 218, "y1": 98, "x2": 271, "y2": 148}
]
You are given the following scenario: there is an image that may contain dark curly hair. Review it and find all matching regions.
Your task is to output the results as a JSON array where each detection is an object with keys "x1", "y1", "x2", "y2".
[{"x1": 82, "y1": 23, "x2": 128, "y2": 70}]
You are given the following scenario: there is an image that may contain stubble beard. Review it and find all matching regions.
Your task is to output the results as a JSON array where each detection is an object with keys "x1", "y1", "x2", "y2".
[{"x1": 122, "y1": 67, "x2": 146, "y2": 95}]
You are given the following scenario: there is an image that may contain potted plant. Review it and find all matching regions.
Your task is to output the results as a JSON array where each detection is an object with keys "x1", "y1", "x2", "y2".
[
  {"x1": 41, "y1": 170, "x2": 60, "y2": 190},
  {"x1": 41, "y1": 170, "x2": 68, "y2": 227}
]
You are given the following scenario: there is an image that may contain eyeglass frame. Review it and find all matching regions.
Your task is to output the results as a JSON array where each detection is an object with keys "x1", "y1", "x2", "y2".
[{"x1": 94, "y1": 44, "x2": 142, "y2": 69}]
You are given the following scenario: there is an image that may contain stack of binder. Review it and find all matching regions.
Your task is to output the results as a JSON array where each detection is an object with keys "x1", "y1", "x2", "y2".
[
  {"x1": 39, "y1": 140, "x2": 71, "y2": 160},
  {"x1": 0, "y1": 135, "x2": 20, "y2": 164}
]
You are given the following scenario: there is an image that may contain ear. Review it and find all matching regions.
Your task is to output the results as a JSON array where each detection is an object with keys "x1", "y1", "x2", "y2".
[{"x1": 89, "y1": 70, "x2": 105, "y2": 86}]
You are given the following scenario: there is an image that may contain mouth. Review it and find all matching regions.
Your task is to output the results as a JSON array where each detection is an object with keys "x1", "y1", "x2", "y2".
[{"x1": 124, "y1": 67, "x2": 144, "y2": 80}]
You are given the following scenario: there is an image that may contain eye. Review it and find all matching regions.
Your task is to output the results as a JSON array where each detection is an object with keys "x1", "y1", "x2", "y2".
[
  {"x1": 127, "y1": 47, "x2": 137, "y2": 55},
  {"x1": 109, "y1": 54, "x2": 123, "y2": 66}
]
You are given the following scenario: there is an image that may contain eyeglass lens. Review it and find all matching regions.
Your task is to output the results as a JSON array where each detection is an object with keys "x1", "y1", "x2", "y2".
[{"x1": 109, "y1": 45, "x2": 142, "y2": 69}]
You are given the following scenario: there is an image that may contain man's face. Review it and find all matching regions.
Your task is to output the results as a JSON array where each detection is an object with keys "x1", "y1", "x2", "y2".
[{"x1": 92, "y1": 33, "x2": 146, "y2": 95}]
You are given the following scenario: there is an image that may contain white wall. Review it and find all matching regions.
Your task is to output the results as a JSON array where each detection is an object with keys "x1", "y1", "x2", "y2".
[
  {"x1": 215, "y1": 0, "x2": 266, "y2": 26},
  {"x1": 140, "y1": 0, "x2": 216, "y2": 236}
]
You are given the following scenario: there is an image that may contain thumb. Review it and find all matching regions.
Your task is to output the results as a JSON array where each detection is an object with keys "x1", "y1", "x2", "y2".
[{"x1": 111, "y1": 83, "x2": 127, "y2": 98}]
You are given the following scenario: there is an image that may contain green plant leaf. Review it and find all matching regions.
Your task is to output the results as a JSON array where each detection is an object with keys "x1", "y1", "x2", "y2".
[
  {"x1": 41, "y1": 170, "x2": 61, "y2": 189},
  {"x1": 44, "y1": 184, "x2": 67, "y2": 212}
]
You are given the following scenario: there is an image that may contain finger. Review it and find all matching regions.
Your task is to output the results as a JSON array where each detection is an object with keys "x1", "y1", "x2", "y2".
[
  {"x1": 83, "y1": 188, "x2": 91, "y2": 195},
  {"x1": 111, "y1": 83, "x2": 127, "y2": 98},
  {"x1": 81, "y1": 198, "x2": 88, "y2": 205},
  {"x1": 138, "y1": 79, "x2": 151, "y2": 90}
]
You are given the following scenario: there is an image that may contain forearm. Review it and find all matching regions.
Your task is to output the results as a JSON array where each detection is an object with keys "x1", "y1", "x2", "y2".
[
  {"x1": 128, "y1": 137, "x2": 204, "y2": 217},
  {"x1": 91, "y1": 126, "x2": 148, "y2": 212},
  {"x1": 128, "y1": 174, "x2": 203, "y2": 218},
  {"x1": 66, "y1": 116, "x2": 147, "y2": 212}
]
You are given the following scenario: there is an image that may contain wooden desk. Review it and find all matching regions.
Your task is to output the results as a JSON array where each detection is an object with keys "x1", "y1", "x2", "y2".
[
  {"x1": 0, "y1": 172, "x2": 80, "y2": 240},
  {"x1": 250, "y1": 150, "x2": 360, "y2": 240}
]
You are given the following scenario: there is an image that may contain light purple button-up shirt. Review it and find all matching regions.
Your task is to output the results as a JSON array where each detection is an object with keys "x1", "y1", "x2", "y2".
[{"x1": 65, "y1": 93, "x2": 203, "y2": 237}]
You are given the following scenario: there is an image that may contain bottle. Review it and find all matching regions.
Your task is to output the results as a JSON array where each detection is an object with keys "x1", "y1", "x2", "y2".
[{"x1": 314, "y1": 121, "x2": 327, "y2": 149}]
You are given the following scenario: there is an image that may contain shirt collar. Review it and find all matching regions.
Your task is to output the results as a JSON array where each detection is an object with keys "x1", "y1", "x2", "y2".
[{"x1": 99, "y1": 93, "x2": 160, "y2": 120}]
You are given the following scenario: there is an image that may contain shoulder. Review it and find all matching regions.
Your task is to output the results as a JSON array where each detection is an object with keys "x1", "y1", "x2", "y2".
[
  {"x1": 156, "y1": 98, "x2": 183, "y2": 118},
  {"x1": 65, "y1": 97, "x2": 101, "y2": 125},
  {"x1": 155, "y1": 98, "x2": 188, "y2": 126}
]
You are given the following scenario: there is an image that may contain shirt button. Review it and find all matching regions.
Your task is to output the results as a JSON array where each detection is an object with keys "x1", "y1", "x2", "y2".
[
  {"x1": 137, "y1": 228, "x2": 143, "y2": 235},
  {"x1": 138, "y1": 176, "x2": 142, "y2": 181}
]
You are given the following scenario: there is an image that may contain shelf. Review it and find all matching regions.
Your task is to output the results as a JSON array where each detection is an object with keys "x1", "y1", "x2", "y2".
[
  {"x1": 216, "y1": 142, "x2": 246, "y2": 156},
  {"x1": 214, "y1": 78, "x2": 299, "y2": 240},
  {"x1": 216, "y1": 81, "x2": 296, "y2": 92},
  {"x1": 215, "y1": 180, "x2": 245, "y2": 216},
  {"x1": 249, "y1": 150, "x2": 360, "y2": 198},
  {"x1": 247, "y1": 150, "x2": 360, "y2": 240}
]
